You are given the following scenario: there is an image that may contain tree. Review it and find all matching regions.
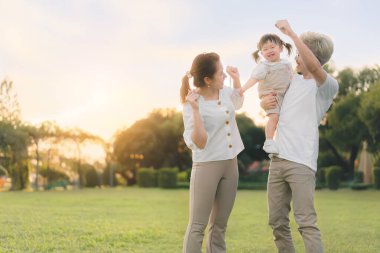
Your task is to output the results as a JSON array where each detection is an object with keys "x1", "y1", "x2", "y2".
[
  {"x1": 157, "y1": 111, "x2": 191, "y2": 170},
  {"x1": 0, "y1": 78, "x2": 29, "y2": 190},
  {"x1": 335, "y1": 68, "x2": 358, "y2": 97},
  {"x1": 113, "y1": 109, "x2": 267, "y2": 185},
  {"x1": 84, "y1": 163, "x2": 100, "y2": 188},
  {"x1": 321, "y1": 94, "x2": 368, "y2": 179},
  {"x1": 320, "y1": 66, "x2": 380, "y2": 179},
  {"x1": 0, "y1": 123, "x2": 29, "y2": 190},
  {"x1": 61, "y1": 128, "x2": 104, "y2": 188},
  {"x1": 0, "y1": 78, "x2": 21, "y2": 126},
  {"x1": 21, "y1": 121, "x2": 62, "y2": 190},
  {"x1": 236, "y1": 113, "x2": 266, "y2": 170},
  {"x1": 113, "y1": 109, "x2": 191, "y2": 185},
  {"x1": 359, "y1": 81, "x2": 380, "y2": 153}
]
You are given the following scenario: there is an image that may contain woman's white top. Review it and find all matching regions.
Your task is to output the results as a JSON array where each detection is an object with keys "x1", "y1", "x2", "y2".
[{"x1": 183, "y1": 86, "x2": 245, "y2": 162}]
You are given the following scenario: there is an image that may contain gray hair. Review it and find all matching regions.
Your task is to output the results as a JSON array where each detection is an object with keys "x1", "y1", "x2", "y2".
[{"x1": 300, "y1": 32, "x2": 334, "y2": 66}]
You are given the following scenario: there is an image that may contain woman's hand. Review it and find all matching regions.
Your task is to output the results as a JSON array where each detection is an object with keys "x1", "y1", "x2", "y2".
[
  {"x1": 185, "y1": 89, "x2": 200, "y2": 110},
  {"x1": 260, "y1": 92, "x2": 277, "y2": 110},
  {"x1": 226, "y1": 66, "x2": 240, "y2": 80}
]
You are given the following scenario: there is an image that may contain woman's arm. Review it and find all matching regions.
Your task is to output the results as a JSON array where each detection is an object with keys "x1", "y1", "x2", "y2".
[
  {"x1": 191, "y1": 109, "x2": 207, "y2": 149},
  {"x1": 226, "y1": 66, "x2": 241, "y2": 89},
  {"x1": 226, "y1": 66, "x2": 244, "y2": 109},
  {"x1": 275, "y1": 20, "x2": 327, "y2": 85},
  {"x1": 184, "y1": 90, "x2": 207, "y2": 149}
]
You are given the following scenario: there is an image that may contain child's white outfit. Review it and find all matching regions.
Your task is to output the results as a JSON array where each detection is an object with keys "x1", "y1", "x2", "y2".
[{"x1": 251, "y1": 59, "x2": 293, "y2": 154}]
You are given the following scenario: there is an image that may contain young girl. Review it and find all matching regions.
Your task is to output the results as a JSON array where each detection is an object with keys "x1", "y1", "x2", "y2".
[{"x1": 240, "y1": 34, "x2": 293, "y2": 154}]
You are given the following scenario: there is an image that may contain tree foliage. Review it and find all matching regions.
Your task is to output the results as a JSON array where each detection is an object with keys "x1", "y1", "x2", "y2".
[
  {"x1": 0, "y1": 78, "x2": 29, "y2": 190},
  {"x1": 359, "y1": 81, "x2": 380, "y2": 152},
  {"x1": 320, "y1": 65, "x2": 380, "y2": 179},
  {"x1": 113, "y1": 109, "x2": 191, "y2": 186},
  {"x1": 0, "y1": 79, "x2": 21, "y2": 126},
  {"x1": 236, "y1": 113, "x2": 266, "y2": 168},
  {"x1": 113, "y1": 109, "x2": 266, "y2": 185}
]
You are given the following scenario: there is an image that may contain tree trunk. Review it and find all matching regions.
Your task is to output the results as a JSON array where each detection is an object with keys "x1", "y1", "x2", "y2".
[
  {"x1": 10, "y1": 160, "x2": 29, "y2": 191},
  {"x1": 35, "y1": 141, "x2": 40, "y2": 191},
  {"x1": 348, "y1": 145, "x2": 359, "y2": 180},
  {"x1": 324, "y1": 139, "x2": 350, "y2": 171}
]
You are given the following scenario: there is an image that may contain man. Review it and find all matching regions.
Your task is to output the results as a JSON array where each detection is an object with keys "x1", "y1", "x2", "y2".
[{"x1": 261, "y1": 20, "x2": 339, "y2": 253}]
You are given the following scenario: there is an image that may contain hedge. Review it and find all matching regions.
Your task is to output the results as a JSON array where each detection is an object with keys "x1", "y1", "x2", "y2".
[
  {"x1": 137, "y1": 168, "x2": 158, "y2": 187},
  {"x1": 158, "y1": 168, "x2": 178, "y2": 189},
  {"x1": 374, "y1": 168, "x2": 380, "y2": 190},
  {"x1": 325, "y1": 166, "x2": 342, "y2": 190}
]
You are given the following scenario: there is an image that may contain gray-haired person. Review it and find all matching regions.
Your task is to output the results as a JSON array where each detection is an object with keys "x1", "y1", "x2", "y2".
[{"x1": 260, "y1": 20, "x2": 339, "y2": 253}]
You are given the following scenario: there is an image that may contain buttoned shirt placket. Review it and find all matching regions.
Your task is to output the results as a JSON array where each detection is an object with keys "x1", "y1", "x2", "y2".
[{"x1": 218, "y1": 100, "x2": 233, "y2": 155}]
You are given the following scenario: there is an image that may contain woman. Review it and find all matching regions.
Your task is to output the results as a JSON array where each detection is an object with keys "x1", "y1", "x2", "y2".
[{"x1": 181, "y1": 52, "x2": 244, "y2": 253}]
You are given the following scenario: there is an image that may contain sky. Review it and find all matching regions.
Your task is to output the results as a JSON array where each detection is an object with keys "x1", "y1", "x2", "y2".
[{"x1": 1, "y1": 0, "x2": 379, "y2": 141}]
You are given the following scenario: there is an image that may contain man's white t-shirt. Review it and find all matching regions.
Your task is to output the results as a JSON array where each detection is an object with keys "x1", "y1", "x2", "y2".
[{"x1": 276, "y1": 73, "x2": 339, "y2": 171}]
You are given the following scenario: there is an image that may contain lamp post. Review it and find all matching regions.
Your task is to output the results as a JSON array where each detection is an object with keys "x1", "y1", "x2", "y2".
[{"x1": 130, "y1": 153, "x2": 144, "y2": 168}]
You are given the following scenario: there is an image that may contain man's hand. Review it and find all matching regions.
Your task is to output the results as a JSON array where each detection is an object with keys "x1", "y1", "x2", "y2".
[
  {"x1": 275, "y1": 20, "x2": 295, "y2": 37},
  {"x1": 260, "y1": 93, "x2": 277, "y2": 111}
]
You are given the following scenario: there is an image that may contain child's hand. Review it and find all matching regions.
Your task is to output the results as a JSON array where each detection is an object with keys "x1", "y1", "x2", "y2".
[
  {"x1": 239, "y1": 88, "x2": 245, "y2": 96},
  {"x1": 226, "y1": 66, "x2": 240, "y2": 80}
]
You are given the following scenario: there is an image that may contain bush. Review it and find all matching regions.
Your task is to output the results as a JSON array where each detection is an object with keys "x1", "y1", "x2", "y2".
[
  {"x1": 238, "y1": 181, "x2": 267, "y2": 190},
  {"x1": 374, "y1": 168, "x2": 380, "y2": 190},
  {"x1": 316, "y1": 168, "x2": 326, "y2": 189},
  {"x1": 177, "y1": 171, "x2": 188, "y2": 182},
  {"x1": 137, "y1": 168, "x2": 158, "y2": 187},
  {"x1": 350, "y1": 183, "x2": 371, "y2": 190},
  {"x1": 40, "y1": 167, "x2": 69, "y2": 190},
  {"x1": 158, "y1": 168, "x2": 178, "y2": 189},
  {"x1": 40, "y1": 167, "x2": 69, "y2": 182},
  {"x1": 102, "y1": 165, "x2": 118, "y2": 187},
  {"x1": 240, "y1": 169, "x2": 269, "y2": 183},
  {"x1": 353, "y1": 171, "x2": 364, "y2": 183},
  {"x1": 177, "y1": 181, "x2": 190, "y2": 189},
  {"x1": 325, "y1": 166, "x2": 342, "y2": 190},
  {"x1": 186, "y1": 168, "x2": 192, "y2": 182},
  {"x1": 374, "y1": 157, "x2": 380, "y2": 167},
  {"x1": 318, "y1": 152, "x2": 340, "y2": 168}
]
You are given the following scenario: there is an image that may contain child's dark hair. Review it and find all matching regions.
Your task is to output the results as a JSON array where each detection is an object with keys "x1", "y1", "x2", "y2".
[
  {"x1": 252, "y1": 34, "x2": 292, "y2": 63},
  {"x1": 180, "y1": 52, "x2": 220, "y2": 103}
]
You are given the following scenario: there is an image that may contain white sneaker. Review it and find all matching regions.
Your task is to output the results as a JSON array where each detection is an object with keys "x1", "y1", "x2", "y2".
[{"x1": 263, "y1": 139, "x2": 279, "y2": 154}]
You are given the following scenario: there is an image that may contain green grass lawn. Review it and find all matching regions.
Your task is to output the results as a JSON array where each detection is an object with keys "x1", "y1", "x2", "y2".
[{"x1": 1, "y1": 188, "x2": 379, "y2": 253}]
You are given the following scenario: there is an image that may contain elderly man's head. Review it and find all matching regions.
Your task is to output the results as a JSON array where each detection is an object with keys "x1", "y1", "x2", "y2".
[
  {"x1": 295, "y1": 32, "x2": 334, "y2": 74},
  {"x1": 300, "y1": 32, "x2": 334, "y2": 65}
]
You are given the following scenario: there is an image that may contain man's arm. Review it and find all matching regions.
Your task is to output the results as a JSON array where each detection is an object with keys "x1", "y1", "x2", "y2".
[
  {"x1": 275, "y1": 20, "x2": 327, "y2": 85},
  {"x1": 260, "y1": 93, "x2": 277, "y2": 111}
]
